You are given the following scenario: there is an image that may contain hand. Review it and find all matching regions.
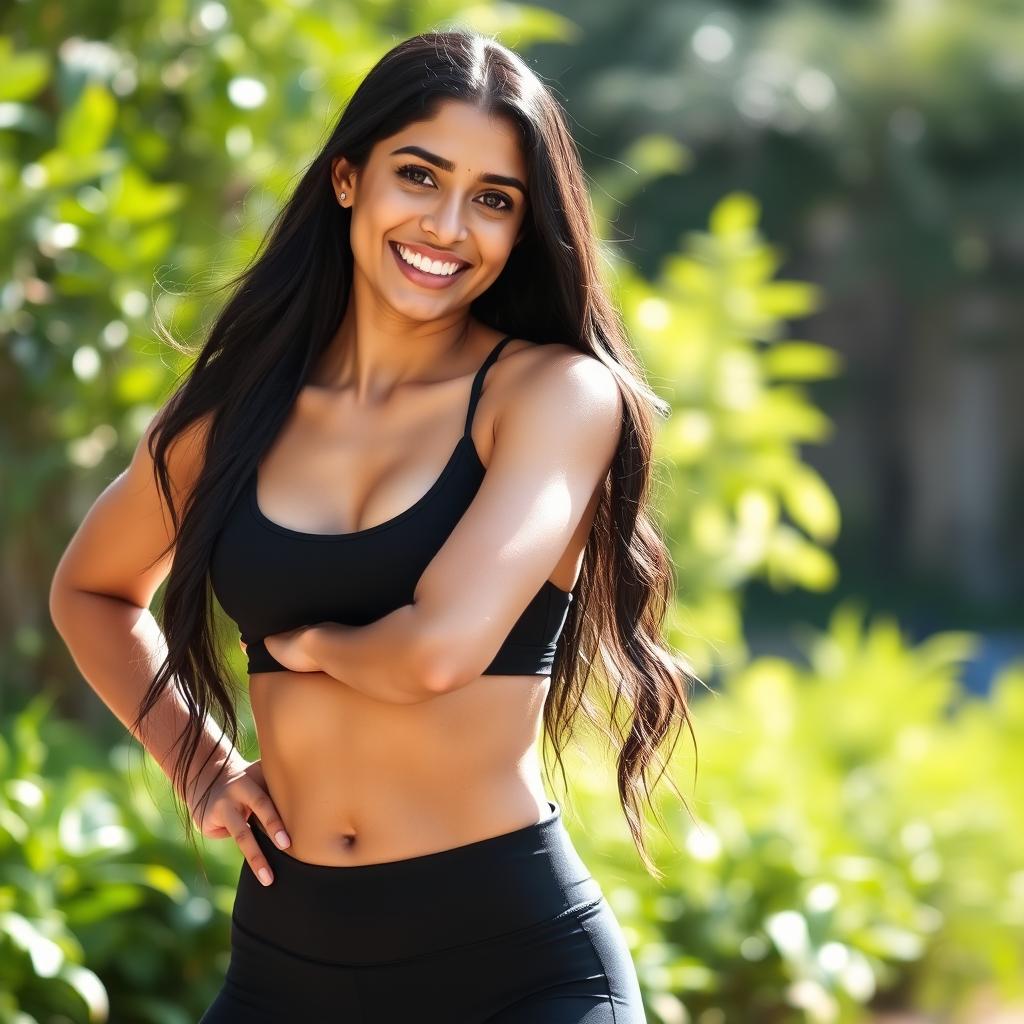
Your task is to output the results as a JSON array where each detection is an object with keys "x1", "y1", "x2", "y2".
[
  {"x1": 185, "y1": 756, "x2": 291, "y2": 887},
  {"x1": 262, "y1": 623, "x2": 321, "y2": 673}
]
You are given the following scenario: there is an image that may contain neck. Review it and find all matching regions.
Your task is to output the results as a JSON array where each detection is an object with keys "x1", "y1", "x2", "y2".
[{"x1": 312, "y1": 289, "x2": 474, "y2": 400}]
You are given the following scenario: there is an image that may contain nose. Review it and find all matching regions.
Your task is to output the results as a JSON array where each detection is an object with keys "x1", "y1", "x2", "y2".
[{"x1": 421, "y1": 195, "x2": 468, "y2": 244}]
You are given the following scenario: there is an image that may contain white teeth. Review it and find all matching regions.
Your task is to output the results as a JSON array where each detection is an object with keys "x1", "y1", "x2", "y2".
[{"x1": 397, "y1": 244, "x2": 463, "y2": 277}]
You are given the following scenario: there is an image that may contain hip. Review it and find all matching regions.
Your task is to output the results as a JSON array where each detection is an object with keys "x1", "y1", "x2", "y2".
[
  {"x1": 200, "y1": 799, "x2": 647, "y2": 1022},
  {"x1": 234, "y1": 799, "x2": 600, "y2": 962}
]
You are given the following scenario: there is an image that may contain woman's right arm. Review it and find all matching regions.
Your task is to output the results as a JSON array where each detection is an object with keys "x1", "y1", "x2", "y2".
[{"x1": 48, "y1": 404, "x2": 291, "y2": 885}]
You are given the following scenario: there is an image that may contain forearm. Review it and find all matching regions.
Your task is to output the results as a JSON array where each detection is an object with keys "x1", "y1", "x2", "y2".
[
  {"x1": 49, "y1": 588, "x2": 242, "y2": 800},
  {"x1": 304, "y1": 603, "x2": 447, "y2": 705}
]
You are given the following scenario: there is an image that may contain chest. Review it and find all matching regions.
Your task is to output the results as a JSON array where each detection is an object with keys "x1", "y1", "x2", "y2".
[{"x1": 209, "y1": 445, "x2": 485, "y2": 644}]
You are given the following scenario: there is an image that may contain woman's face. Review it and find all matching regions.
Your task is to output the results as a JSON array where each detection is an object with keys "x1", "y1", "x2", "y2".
[{"x1": 332, "y1": 99, "x2": 530, "y2": 318}]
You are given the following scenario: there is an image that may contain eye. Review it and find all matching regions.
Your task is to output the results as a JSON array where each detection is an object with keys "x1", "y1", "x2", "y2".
[
  {"x1": 480, "y1": 191, "x2": 514, "y2": 212},
  {"x1": 397, "y1": 164, "x2": 435, "y2": 188},
  {"x1": 395, "y1": 164, "x2": 514, "y2": 213}
]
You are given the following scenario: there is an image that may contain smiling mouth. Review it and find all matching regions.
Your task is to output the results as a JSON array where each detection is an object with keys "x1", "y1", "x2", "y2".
[{"x1": 389, "y1": 240, "x2": 472, "y2": 277}]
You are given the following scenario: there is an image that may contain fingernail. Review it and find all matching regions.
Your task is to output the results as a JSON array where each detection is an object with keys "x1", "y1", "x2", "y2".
[
  {"x1": 275, "y1": 830, "x2": 291, "y2": 849},
  {"x1": 258, "y1": 867, "x2": 273, "y2": 886}
]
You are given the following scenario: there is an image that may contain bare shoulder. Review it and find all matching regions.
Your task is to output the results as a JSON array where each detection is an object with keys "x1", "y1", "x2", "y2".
[
  {"x1": 453, "y1": 339, "x2": 622, "y2": 502},
  {"x1": 494, "y1": 339, "x2": 623, "y2": 437},
  {"x1": 149, "y1": 399, "x2": 215, "y2": 481}
]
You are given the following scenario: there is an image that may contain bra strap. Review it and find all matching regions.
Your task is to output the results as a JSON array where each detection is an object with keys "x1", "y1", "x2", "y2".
[{"x1": 464, "y1": 334, "x2": 515, "y2": 435}]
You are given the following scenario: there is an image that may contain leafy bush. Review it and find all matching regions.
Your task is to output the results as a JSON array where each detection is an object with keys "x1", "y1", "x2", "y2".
[
  {"x1": 564, "y1": 601, "x2": 1024, "y2": 1024},
  {"x1": 0, "y1": 694, "x2": 243, "y2": 1024},
  {"x1": 603, "y1": 189, "x2": 841, "y2": 682}
]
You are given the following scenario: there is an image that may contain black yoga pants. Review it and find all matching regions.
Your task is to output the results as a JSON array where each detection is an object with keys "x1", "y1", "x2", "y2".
[{"x1": 197, "y1": 799, "x2": 647, "y2": 1023}]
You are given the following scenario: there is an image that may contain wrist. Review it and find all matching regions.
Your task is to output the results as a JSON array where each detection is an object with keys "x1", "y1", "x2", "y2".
[{"x1": 181, "y1": 745, "x2": 245, "y2": 805}]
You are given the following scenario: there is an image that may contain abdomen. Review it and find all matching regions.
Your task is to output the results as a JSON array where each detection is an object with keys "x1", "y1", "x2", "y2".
[{"x1": 248, "y1": 668, "x2": 552, "y2": 865}]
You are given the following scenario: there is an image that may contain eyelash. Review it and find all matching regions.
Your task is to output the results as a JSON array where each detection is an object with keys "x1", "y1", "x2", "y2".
[{"x1": 395, "y1": 164, "x2": 514, "y2": 213}]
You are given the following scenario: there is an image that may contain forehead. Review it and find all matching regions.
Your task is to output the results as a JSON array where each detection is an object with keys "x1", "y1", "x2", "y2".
[{"x1": 380, "y1": 100, "x2": 526, "y2": 174}]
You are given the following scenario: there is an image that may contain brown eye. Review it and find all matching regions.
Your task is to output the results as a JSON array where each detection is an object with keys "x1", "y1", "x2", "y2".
[
  {"x1": 397, "y1": 164, "x2": 434, "y2": 187},
  {"x1": 396, "y1": 165, "x2": 514, "y2": 213},
  {"x1": 481, "y1": 192, "x2": 513, "y2": 212}
]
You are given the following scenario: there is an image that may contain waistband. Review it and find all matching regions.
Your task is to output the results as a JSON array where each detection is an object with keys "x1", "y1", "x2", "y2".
[{"x1": 231, "y1": 799, "x2": 604, "y2": 966}]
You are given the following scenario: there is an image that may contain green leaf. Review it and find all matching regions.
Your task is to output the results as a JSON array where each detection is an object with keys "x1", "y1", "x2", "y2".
[
  {"x1": 782, "y1": 464, "x2": 841, "y2": 543},
  {"x1": 107, "y1": 165, "x2": 186, "y2": 223},
  {"x1": 57, "y1": 82, "x2": 117, "y2": 158},
  {"x1": 0, "y1": 39, "x2": 49, "y2": 102},
  {"x1": 763, "y1": 341, "x2": 844, "y2": 381},
  {"x1": 757, "y1": 280, "x2": 824, "y2": 319},
  {"x1": 710, "y1": 192, "x2": 761, "y2": 239}
]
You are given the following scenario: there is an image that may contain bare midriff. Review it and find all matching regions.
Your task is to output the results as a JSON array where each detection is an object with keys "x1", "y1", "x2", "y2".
[{"x1": 248, "y1": 667, "x2": 553, "y2": 867}]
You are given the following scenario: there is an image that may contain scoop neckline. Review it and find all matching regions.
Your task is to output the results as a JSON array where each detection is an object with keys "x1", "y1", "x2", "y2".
[
  {"x1": 247, "y1": 432, "x2": 483, "y2": 542},
  {"x1": 244, "y1": 435, "x2": 576, "y2": 599}
]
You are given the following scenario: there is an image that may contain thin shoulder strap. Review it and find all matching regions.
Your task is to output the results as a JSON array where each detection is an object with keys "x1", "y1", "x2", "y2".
[{"x1": 463, "y1": 334, "x2": 515, "y2": 435}]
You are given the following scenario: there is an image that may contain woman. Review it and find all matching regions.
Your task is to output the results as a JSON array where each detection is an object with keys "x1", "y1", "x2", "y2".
[{"x1": 49, "y1": 29, "x2": 697, "y2": 1023}]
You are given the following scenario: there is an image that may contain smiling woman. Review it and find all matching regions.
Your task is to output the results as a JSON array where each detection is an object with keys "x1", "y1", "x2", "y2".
[{"x1": 49, "y1": 26, "x2": 696, "y2": 1024}]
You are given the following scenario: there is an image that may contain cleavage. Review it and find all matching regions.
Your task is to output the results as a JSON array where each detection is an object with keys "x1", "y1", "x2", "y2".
[{"x1": 255, "y1": 388, "x2": 474, "y2": 536}]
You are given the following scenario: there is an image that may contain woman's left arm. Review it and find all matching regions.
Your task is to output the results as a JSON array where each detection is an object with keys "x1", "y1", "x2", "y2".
[{"x1": 267, "y1": 349, "x2": 623, "y2": 704}]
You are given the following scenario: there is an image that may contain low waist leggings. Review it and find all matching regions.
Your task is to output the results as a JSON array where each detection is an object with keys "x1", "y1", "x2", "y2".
[{"x1": 197, "y1": 799, "x2": 647, "y2": 1023}]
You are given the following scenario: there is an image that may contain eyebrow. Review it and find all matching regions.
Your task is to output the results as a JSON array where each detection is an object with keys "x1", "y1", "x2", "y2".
[{"x1": 389, "y1": 145, "x2": 527, "y2": 194}]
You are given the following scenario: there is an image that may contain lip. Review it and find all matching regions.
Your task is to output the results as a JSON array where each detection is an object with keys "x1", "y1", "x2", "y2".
[
  {"x1": 388, "y1": 241, "x2": 471, "y2": 290},
  {"x1": 394, "y1": 240, "x2": 472, "y2": 268}
]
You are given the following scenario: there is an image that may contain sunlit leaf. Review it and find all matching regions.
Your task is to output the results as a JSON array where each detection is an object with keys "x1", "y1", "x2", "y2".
[
  {"x1": 0, "y1": 39, "x2": 49, "y2": 101},
  {"x1": 57, "y1": 82, "x2": 117, "y2": 158},
  {"x1": 763, "y1": 341, "x2": 844, "y2": 381}
]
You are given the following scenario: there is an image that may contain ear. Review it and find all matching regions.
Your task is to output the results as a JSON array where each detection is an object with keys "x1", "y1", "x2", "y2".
[{"x1": 330, "y1": 156, "x2": 358, "y2": 203}]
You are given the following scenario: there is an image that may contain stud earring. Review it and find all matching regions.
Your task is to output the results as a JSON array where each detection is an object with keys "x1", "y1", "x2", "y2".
[{"x1": 338, "y1": 191, "x2": 347, "y2": 202}]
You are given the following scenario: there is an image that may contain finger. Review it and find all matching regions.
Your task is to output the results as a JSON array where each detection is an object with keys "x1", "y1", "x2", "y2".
[
  {"x1": 248, "y1": 790, "x2": 291, "y2": 850},
  {"x1": 189, "y1": 792, "x2": 227, "y2": 838},
  {"x1": 220, "y1": 804, "x2": 276, "y2": 887}
]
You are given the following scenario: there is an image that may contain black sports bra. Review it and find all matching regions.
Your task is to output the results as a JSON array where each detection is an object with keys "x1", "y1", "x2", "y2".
[{"x1": 209, "y1": 335, "x2": 575, "y2": 676}]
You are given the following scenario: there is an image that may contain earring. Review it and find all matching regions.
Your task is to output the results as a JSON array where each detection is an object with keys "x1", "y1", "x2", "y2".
[{"x1": 338, "y1": 191, "x2": 347, "y2": 202}]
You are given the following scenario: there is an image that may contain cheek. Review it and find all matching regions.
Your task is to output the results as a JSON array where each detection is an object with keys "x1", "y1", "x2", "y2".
[
  {"x1": 477, "y1": 232, "x2": 517, "y2": 273},
  {"x1": 348, "y1": 205, "x2": 398, "y2": 262},
  {"x1": 350, "y1": 182, "x2": 410, "y2": 230}
]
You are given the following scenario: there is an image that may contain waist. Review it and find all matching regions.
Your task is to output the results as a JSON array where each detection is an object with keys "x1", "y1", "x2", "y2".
[
  {"x1": 257, "y1": 772, "x2": 552, "y2": 864},
  {"x1": 234, "y1": 799, "x2": 604, "y2": 965},
  {"x1": 249, "y1": 670, "x2": 549, "y2": 854}
]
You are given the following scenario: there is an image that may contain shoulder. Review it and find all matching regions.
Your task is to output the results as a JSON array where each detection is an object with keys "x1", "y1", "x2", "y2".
[
  {"x1": 496, "y1": 339, "x2": 622, "y2": 436},
  {"x1": 136, "y1": 393, "x2": 217, "y2": 515},
  {"x1": 486, "y1": 340, "x2": 622, "y2": 470}
]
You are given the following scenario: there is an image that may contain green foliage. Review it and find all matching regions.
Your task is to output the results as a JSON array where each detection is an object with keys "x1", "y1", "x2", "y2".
[
  {"x1": 565, "y1": 602, "x2": 1024, "y2": 1023},
  {"x1": 0, "y1": 694, "x2": 243, "y2": 1024},
  {"x1": 608, "y1": 191, "x2": 840, "y2": 680}
]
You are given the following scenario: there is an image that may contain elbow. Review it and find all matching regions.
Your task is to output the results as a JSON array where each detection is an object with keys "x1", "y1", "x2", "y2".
[
  {"x1": 48, "y1": 574, "x2": 73, "y2": 635},
  {"x1": 414, "y1": 647, "x2": 486, "y2": 699},
  {"x1": 415, "y1": 652, "x2": 460, "y2": 698},
  {"x1": 408, "y1": 615, "x2": 465, "y2": 698},
  {"x1": 48, "y1": 549, "x2": 80, "y2": 633}
]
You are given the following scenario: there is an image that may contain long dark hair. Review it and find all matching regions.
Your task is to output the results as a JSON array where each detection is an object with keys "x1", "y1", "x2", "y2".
[{"x1": 135, "y1": 28, "x2": 699, "y2": 879}]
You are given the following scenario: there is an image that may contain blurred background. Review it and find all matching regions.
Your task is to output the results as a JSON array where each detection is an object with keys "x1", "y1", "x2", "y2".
[{"x1": 2, "y1": 1, "x2": 1022, "y2": 1022}]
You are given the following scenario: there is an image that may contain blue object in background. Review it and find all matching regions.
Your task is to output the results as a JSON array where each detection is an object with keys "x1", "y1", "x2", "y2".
[{"x1": 959, "y1": 631, "x2": 1024, "y2": 697}]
